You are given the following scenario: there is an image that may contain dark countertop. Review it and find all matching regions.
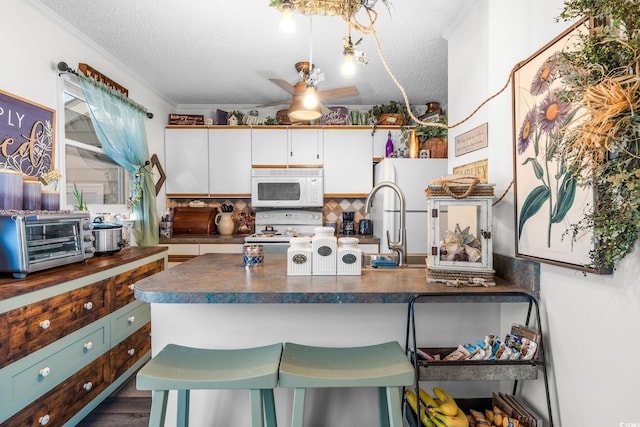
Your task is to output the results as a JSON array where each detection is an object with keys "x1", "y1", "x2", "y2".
[
  {"x1": 134, "y1": 253, "x2": 537, "y2": 304},
  {"x1": 0, "y1": 246, "x2": 168, "y2": 301},
  {"x1": 160, "y1": 233, "x2": 381, "y2": 245}
]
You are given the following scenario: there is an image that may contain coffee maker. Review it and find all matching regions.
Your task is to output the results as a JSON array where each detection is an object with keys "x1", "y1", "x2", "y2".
[{"x1": 341, "y1": 211, "x2": 356, "y2": 235}]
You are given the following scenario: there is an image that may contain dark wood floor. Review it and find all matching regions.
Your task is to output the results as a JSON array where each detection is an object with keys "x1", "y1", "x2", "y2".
[{"x1": 76, "y1": 374, "x2": 151, "y2": 427}]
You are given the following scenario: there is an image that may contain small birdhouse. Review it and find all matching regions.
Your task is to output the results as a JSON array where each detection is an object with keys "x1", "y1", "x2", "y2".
[
  {"x1": 425, "y1": 177, "x2": 495, "y2": 283},
  {"x1": 227, "y1": 115, "x2": 238, "y2": 126}
]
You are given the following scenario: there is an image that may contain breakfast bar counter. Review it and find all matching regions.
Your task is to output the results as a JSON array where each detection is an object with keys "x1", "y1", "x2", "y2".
[{"x1": 133, "y1": 253, "x2": 538, "y2": 304}]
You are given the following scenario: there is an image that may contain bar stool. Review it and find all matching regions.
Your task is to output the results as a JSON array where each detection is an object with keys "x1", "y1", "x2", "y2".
[
  {"x1": 278, "y1": 341, "x2": 414, "y2": 427},
  {"x1": 136, "y1": 342, "x2": 282, "y2": 427}
]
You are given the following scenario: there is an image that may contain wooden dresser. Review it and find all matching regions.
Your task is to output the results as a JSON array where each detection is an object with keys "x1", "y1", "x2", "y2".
[{"x1": 0, "y1": 246, "x2": 167, "y2": 426}]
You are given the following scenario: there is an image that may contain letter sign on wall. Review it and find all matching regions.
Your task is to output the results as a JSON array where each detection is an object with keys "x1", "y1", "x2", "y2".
[{"x1": 0, "y1": 88, "x2": 56, "y2": 180}]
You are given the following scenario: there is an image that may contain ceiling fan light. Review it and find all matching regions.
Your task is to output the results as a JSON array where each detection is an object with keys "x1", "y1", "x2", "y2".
[
  {"x1": 288, "y1": 96, "x2": 322, "y2": 121},
  {"x1": 303, "y1": 85, "x2": 318, "y2": 109}
]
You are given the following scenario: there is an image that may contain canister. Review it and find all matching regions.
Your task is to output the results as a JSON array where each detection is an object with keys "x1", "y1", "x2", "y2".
[
  {"x1": 22, "y1": 179, "x2": 42, "y2": 210},
  {"x1": 0, "y1": 169, "x2": 24, "y2": 210},
  {"x1": 337, "y1": 237, "x2": 362, "y2": 275},
  {"x1": 41, "y1": 190, "x2": 60, "y2": 211},
  {"x1": 312, "y1": 226, "x2": 337, "y2": 275},
  {"x1": 287, "y1": 236, "x2": 312, "y2": 275}
]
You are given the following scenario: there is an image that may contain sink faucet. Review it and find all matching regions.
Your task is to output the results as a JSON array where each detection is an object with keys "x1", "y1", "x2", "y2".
[{"x1": 364, "y1": 181, "x2": 407, "y2": 267}]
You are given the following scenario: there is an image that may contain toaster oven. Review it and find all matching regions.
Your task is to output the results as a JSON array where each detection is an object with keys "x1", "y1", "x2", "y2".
[{"x1": 0, "y1": 212, "x2": 96, "y2": 278}]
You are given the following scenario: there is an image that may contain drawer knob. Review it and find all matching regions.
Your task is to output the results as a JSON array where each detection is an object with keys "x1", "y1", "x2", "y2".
[
  {"x1": 84, "y1": 301, "x2": 93, "y2": 311},
  {"x1": 83, "y1": 382, "x2": 93, "y2": 391},
  {"x1": 84, "y1": 341, "x2": 94, "y2": 350},
  {"x1": 128, "y1": 348, "x2": 135, "y2": 356},
  {"x1": 39, "y1": 319, "x2": 51, "y2": 330},
  {"x1": 127, "y1": 316, "x2": 136, "y2": 324},
  {"x1": 128, "y1": 284, "x2": 135, "y2": 291},
  {"x1": 38, "y1": 414, "x2": 50, "y2": 425},
  {"x1": 39, "y1": 367, "x2": 51, "y2": 377}
]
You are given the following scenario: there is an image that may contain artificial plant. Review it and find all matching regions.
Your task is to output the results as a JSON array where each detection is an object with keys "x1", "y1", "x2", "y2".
[{"x1": 552, "y1": 0, "x2": 640, "y2": 270}]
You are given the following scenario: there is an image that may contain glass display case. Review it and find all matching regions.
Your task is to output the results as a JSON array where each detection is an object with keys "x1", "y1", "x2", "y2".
[{"x1": 426, "y1": 182, "x2": 495, "y2": 283}]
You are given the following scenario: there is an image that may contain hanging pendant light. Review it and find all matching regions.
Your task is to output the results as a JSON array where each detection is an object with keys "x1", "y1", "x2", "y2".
[{"x1": 288, "y1": 17, "x2": 323, "y2": 121}]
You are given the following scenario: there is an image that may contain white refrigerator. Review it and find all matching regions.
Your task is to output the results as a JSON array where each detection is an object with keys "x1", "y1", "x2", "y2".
[{"x1": 371, "y1": 158, "x2": 448, "y2": 255}]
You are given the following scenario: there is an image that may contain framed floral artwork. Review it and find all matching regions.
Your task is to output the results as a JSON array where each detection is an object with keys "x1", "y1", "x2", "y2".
[{"x1": 512, "y1": 18, "x2": 607, "y2": 273}]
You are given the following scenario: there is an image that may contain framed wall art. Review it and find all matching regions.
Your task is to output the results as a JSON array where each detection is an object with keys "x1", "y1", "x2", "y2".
[
  {"x1": 512, "y1": 18, "x2": 606, "y2": 273},
  {"x1": 0, "y1": 88, "x2": 56, "y2": 180}
]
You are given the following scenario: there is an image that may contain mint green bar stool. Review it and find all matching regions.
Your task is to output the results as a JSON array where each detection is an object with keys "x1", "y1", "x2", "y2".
[
  {"x1": 136, "y1": 343, "x2": 283, "y2": 427},
  {"x1": 278, "y1": 341, "x2": 414, "y2": 427}
]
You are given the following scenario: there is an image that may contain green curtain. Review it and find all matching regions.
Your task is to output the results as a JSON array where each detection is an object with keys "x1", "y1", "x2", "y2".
[{"x1": 79, "y1": 74, "x2": 158, "y2": 246}]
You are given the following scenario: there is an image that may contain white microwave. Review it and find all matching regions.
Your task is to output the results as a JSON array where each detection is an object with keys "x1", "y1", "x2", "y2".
[{"x1": 251, "y1": 168, "x2": 324, "y2": 208}]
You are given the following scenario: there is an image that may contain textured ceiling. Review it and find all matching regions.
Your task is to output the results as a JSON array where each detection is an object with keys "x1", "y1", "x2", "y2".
[{"x1": 35, "y1": 0, "x2": 470, "y2": 109}]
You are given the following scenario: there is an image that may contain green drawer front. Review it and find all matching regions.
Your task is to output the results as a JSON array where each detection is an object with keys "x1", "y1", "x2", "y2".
[
  {"x1": 0, "y1": 318, "x2": 109, "y2": 422},
  {"x1": 111, "y1": 301, "x2": 150, "y2": 345}
]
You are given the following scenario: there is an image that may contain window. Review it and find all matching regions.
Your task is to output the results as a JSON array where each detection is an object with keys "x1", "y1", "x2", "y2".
[{"x1": 61, "y1": 77, "x2": 128, "y2": 207}]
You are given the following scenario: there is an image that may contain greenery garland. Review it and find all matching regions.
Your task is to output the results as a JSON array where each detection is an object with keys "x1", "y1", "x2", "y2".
[{"x1": 554, "y1": 0, "x2": 640, "y2": 270}]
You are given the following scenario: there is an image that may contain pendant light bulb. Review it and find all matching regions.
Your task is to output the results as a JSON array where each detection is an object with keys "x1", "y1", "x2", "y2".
[
  {"x1": 342, "y1": 52, "x2": 356, "y2": 76},
  {"x1": 303, "y1": 85, "x2": 318, "y2": 109},
  {"x1": 279, "y1": 2, "x2": 295, "y2": 33}
]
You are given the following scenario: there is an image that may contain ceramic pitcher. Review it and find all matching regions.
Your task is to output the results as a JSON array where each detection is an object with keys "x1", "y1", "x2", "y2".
[{"x1": 215, "y1": 212, "x2": 235, "y2": 235}]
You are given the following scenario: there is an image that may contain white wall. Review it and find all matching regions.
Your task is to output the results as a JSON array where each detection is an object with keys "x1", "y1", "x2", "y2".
[
  {"x1": 447, "y1": 1, "x2": 640, "y2": 426},
  {"x1": 1, "y1": 0, "x2": 174, "y2": 215}
]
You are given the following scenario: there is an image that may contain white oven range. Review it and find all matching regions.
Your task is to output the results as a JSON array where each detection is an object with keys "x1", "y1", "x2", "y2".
[{"x1": 244, "y1": 209, "x2": 323, "y2": 252}]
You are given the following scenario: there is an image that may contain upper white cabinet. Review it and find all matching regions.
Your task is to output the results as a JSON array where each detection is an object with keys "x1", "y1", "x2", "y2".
[
  {"x1": 165, "y1": 127, "x2": 251, "y2": 196},
  {"x1": 323, "y1": 129, "x2": 373, "y2": 196},
  {"x1": 288, "y1": 128, "x2": 323, "y2": 167},
  {"x1": 251, "y1": 128, "x2": 288, "y2": 166},
  {"x1": 165, "y1": 128, "x2": 209, "y2": 195},
  {"x1": 209, "y1": 128, "x2": 251, "y2": 196},
  {"x1": 251, "y1": 127, "x2": 323, "y2": 167}
]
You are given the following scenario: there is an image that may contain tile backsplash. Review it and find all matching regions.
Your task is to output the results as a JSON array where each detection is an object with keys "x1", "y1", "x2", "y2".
[{"x1": 166, "y1": 198, "x2": 368, "y2": 226}]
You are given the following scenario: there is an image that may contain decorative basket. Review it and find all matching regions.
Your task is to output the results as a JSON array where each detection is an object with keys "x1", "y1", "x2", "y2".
[{"x1": 376, "y1": 113, "x2": 408, "y2": 126}]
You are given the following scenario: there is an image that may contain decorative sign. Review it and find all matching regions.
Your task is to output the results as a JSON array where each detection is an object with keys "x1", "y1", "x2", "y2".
[
  {"x1": 168, "y1": 114, "x2": 205, "y2": 125},
  {"x1": 320, "y1": 107, "x2": 348, "y2": 125},
  {"x1": 455, "y1": 123, "x2": 488, "y2": 156},
  {"x1": 0, "y1": 89, "x2": 56, "y2": 180},
  {"x1": 453, "y1": 159, "x2": 488, "y2": 183},
  {"x1": 79, "y1": 63, "x2": 129, "y2": 96}
]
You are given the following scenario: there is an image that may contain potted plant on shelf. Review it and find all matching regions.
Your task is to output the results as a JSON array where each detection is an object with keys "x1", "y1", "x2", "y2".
[{"x1": 415, "y1": 115, "x2": 448, "y2": 158}]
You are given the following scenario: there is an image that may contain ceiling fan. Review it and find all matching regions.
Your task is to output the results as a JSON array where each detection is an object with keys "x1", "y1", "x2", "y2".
[{"x1": 258, "y1": 61, "x2": 359, "y2": 120}]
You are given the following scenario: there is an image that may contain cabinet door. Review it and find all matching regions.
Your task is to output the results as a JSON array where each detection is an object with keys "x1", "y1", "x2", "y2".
[
  {"x1": 209, "y1": 129, "x2": 252, "y2": 195},
  {"x1": 251, "y1": 128, "x2": 288, "y2": 166},
  {"x1": 323, "y1": 129, "x2": 373, "y2": 195},
  {"x1": 165, "y1": 128, "x2": 209, "y2": 195},
  {"x1": 288, "y1": 128, "x2": 323, "y2": 166}
]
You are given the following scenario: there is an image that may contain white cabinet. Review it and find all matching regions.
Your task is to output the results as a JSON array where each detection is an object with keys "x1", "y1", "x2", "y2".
[
  {"x1": 288, "y1": 128, "x2": 323, "y2": 166},
  {"x1": 164, "y1": 128, "x2": 209, "y2": 195},
  {"x1": 165, "y1": 127, "x2": 251, "y2": 196},
  {"x1": 251, "y1": 128, "x2": 323, "y2": 167},
  {"x1": 251, "y1": 128, "x2": 288, "y2": 166},
  {"x1": 209, "y1": 128, "x2": 252, "y2": 196},
  {"x1": 323, "y1": 129, "x2": 373, "y2": 196}
]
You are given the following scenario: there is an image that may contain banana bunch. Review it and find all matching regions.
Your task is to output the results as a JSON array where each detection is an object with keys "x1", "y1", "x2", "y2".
[{"x1": 404, "y1": 387, "x2": 468, "y2": 427}]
